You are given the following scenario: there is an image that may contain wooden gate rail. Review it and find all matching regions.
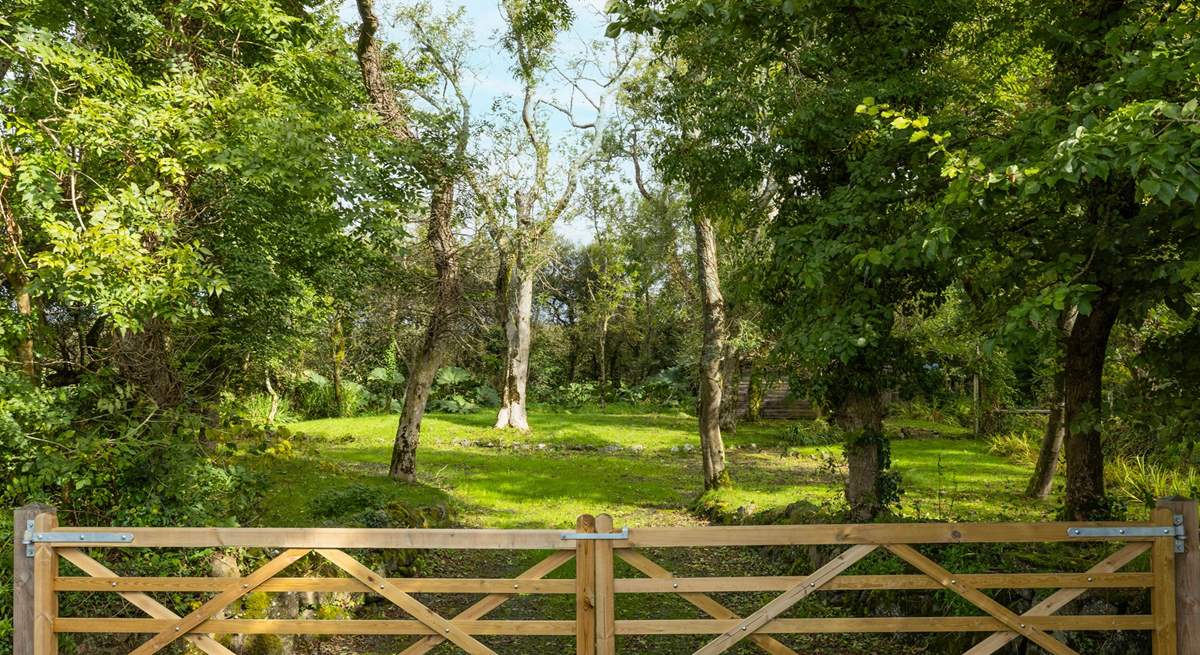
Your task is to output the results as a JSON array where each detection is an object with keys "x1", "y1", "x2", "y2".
[{"x1": 13, "y1": 500, "x2": 1199, "y2": 655}]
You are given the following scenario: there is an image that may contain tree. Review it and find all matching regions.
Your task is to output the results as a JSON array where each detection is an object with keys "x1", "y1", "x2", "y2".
[
  {"x1": 0, "y1": 0, "x2": 397, "y2": 532},
  {"x1": 872, "y1": 0, "x2": 1200, "y2": 517},
  {"x1": 623, "y1": 119, "x2": 733, "y2": 489},
  {"x1": 470, "y1": 0, "x2": 634, "y2": 430},
  {"x1": 610, "y1": 0, "x2": 965, "y2": 511},
  {"x1": 353, "y1": 0, "x2": 471, "y2": 481},
  {"x1": 1026, "y1": 309, "x2": 1076, "y2": 499},
  {"x1": 692, "y1": 201, "x2": 731, "y2": 489},
  {"x1": 579, "y1": 174, "x2": 636, "y2": 406}
]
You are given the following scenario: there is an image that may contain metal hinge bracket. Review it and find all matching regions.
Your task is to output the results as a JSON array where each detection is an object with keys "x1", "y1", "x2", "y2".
[
  {"x1": 1067, "y1": 515, "x2": 1186, "y2": 553},
  {"x1": 561, "y1": 527, "x2": 630, "y2": 541},
  {"x1": 22, "y1": 519, "x2": 34, "y2": 557},
  {"x1": 22, "y1": 528, "x2": 135, "y2": 556}
]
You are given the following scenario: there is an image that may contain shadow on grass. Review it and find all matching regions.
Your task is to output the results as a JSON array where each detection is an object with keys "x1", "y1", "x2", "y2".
[{"x1": 282, "y1": 412, "x2": 1047, "y2": 527}]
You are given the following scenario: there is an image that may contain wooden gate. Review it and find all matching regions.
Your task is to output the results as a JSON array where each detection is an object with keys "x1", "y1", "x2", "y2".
[{"x1": 12, "y1": 499, "x2": 1198, "y2": 655}]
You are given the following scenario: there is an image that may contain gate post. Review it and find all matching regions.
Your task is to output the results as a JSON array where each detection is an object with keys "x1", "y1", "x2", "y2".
[
  {"x1": 12, "y1": 503, "x2": 56, "y2": 655},
  {"x1": 594, "y1": 514, "x2": 616, "y2": 655},
  {"x1": 575, "y1": 515, "x2": 596, "y2": 655},
  {"x1": 1158, "y1": 497, "x2": 1198, "y2": 655}
]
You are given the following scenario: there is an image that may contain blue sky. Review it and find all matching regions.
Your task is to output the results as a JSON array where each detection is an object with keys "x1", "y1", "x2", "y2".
[{"x1": 338, "y1": 0, "x2": 618, "y2": 244}]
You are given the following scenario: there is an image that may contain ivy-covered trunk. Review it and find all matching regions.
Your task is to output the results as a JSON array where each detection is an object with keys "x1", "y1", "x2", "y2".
[
  {"x1": 391, "y1": 179, "x2": 460, "y2": 480},
  {"x1": 695, "y1": 209, "x2": 729, "y2": 490},
  {"x1": 495, "y1": 253, "x2": 534, "y2": 431},
  {"x1": 1063, "y1": 291, "x2": 1120, "y2": 519},
  {"x1": 355, "y1": 0, "x2": 466, "y2": 477},
  {"x1": 834, "y1": 390, "x2": 888, "y2": 521}
]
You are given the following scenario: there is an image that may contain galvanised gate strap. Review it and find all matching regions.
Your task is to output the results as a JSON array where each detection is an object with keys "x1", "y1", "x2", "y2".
[{"x1": 1068, "y1": 515, "x2": 1187, "y2": 553}]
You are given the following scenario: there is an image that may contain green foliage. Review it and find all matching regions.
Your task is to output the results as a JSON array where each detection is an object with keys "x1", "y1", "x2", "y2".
[
  {"x1": 548, "y1": 381, "x2": 600, "y2": 408},
  {"x1": 366, "y1": 346, "x2": 406, "y2": 410},
  {"x1": 426, "y1": 366, "x2": 496, "y2": 413},
  {"x1": 292, "y1": 370, "x2": 337, "y2": 419},
  {"x1": 637, "y1": 366, "x2": 693, "y2": 406},
  {"x1": 428, "y1": 394, "x2": 480, "y2": 414},
  {"x1": 306, "y1": 484, "x2": 452, "y2": 577},
  {"x1": 500, "y1": 0, "x2": 575, "y2": 74},
  {"x1": 987, "y1": 430, "x2": 1042, "y2": 468},
  {"x1": 782, "y1": 419, "x2": 841, "y2": 447},
  {"x1": 435, "y1": 366, "x2": 474, "y2": 387},
  {"x1": 230, "y1": 393, "x2": 298, "y2": 427},
  {"x1": 1110, "y1": 457, "x2": 1200, "y2": 511}
]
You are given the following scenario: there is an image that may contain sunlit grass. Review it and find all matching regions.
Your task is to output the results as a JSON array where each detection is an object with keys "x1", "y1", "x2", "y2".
[{"x1": 257, "y1": 408, "x2": 1054, "y2": 529}]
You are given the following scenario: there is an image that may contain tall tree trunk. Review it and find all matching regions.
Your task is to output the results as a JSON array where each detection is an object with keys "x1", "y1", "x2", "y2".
[
  {"x1": 1026, "y1": 308, "x2": 1078, "y2": 499},
  {"x1": 331, "y1": 314, "x2": 345, "y2": 417},
  {"x1": 1063, "y1": 291, "x2": 1120, "y2": 519},
  {"x1": 566, "y1": 305, "x2": 579, "y2": 384},
  {"x1": 355, "y1": 0, "x2": 465, "y2": 478},
  {"x1": 390, "y1": 180, "x2": 461, "y2": 481},
  {"x1": 14, "y1": 278, "x2": 35, "y2": 381},
  {"x1": 833, "y1": 390, "x2": 887, "y2": 521},
  {"x1": 1026, "y1": 383, "x2": 1065, "y2": 499},
  {"x1": 495, "y1": 254, "x2": 534, "y2": 431},
  {"x1": 566, "y1": 332, "x2": 579, "y2": 384},
  {"x1": 598, "y1": 315, "x2": 609, "y2": 407},
  {"x1": 694, "y1": 209, "x2": 729, "y2": 490},
  {"x1": 608, "y1": 337, "x2": 621, "y2": 394}
]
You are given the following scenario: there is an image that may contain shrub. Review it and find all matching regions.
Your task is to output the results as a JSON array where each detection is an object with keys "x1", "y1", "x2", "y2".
[
  {"x1": 428, "y1": 394, "x2": 478, "y2": 414},
  {"x1": 292, "y1": 369, "x2": 337, "y2": 418},
  {"x1": 235, "y1": 392, "x2": 298, "y2": 426},
  {"x1": 307, "y1": 484, "x2": 453, "y2": 578},
  {"x1": 987, "y1": 430, "x2": 1041, "y2": 467},
  {"x1": 0, "y1": 373, "x2": 270, "y2": 653},
  {"x1": 423, "y1": 367, "x2": 495, "y2": 413},
  {"x1": 551, "y1": 381, "x2": 600, "y2": 408},
  {"x1": 782, "y1": 418, "x2": 841, "y2": 447},
  {"x1": 1110, "y1": 456, "x2": 1200, "y2": 510},
  {"x1": 638, "y1": 365, "x2": 693, "y2": 405},
  {"x1": 366, "y1": 365, "x2": 405, "y2": 411}
]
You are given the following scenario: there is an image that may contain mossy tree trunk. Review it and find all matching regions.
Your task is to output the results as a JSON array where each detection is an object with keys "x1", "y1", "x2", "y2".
[{"x1": 695, "y1": 207, "x2": 729, "y2": 490}]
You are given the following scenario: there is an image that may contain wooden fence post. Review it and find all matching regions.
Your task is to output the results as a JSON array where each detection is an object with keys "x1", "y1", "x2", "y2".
[
  {"x1": 32, "y1": 510, "x2": 58, "y2": 655},
  {"x1": 13, "y1": 503, "x2": 56, "y2": 655},
  {"x1": 594, "y1": 514, "x2": 616, "y2": 655},
  {"x1": 1158, "y1": 497, "x2": 1198, "y2": 655},
  {"x1": 575, "y1": 515, "x2": 596, "y2": 655}
]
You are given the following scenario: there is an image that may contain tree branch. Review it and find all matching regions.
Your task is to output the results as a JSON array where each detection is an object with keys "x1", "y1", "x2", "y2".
[{"x1": 355, "y1": 0, "x2": 417, "y2": 142}]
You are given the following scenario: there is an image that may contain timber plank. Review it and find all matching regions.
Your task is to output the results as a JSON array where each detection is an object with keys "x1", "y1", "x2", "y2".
[
  {"x1": 53, "y1": 614, "x2": 1153, "y2": 635},
  {"x1": 963, "y1": 543, "x2": 1151, "y2": 655},
  {"x1": 887, "y1": 544, "x2": 1079, "y2": 655}
]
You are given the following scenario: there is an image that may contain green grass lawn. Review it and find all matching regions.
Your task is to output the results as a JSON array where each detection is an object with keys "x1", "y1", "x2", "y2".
[
  {"x1": 252, "y1": 407, "x2": 1057, "y2": 530},
  {"x1": 241, "y1": 408, "x2": 1132, "y2": 655}
]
